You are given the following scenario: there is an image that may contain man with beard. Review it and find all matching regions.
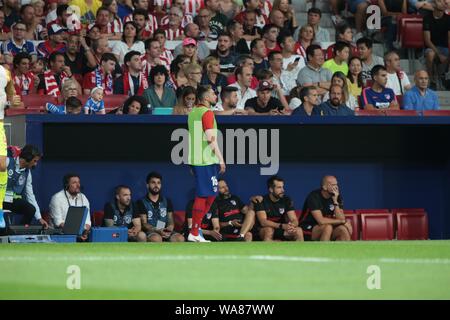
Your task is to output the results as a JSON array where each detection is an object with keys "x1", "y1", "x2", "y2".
[
  {"x1": 314, "y1": 85, "x2": 354, "y2": 116},
  {"x1": 136, "y1": 172, "x2": 184, "y2": 242},
  {"x1": 213, "y1": 86, "x2": 248, "y2": 115},
  {"x1": 253, "y1": 175, "x2": 303, "y2": 241},
  {"x1": 103, "y1": 185, "x2": 146, "y2": 242},
  {"x1": 64, "y1": 34, "x2": 96, "y2": 84},
  {"x1": 244, "y1": 80, "x2": 286, "y2": 115},
  {"x1": 300, "y1": 175, "x2": 352, "y2": 241},
  {"x1": 216, "y1": 179, "x2": 255, "y2": 241},
  {"x1": 214, "y1": 33, "x2": 238, "y2": 75},
  {"x1": 187, "y1": 85, "x2": 225, "y2": 242},
  {"x1": 37, "y1": 51, "x2": 74, "y2": 97},
  {"x1": 361, "y1": 65, "x2": 399, "y2": 110}
]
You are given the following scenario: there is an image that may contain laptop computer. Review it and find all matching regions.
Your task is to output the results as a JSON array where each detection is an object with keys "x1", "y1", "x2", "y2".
[{"x1": 46, "y1": 206, "x2": 88, "y2": 236}]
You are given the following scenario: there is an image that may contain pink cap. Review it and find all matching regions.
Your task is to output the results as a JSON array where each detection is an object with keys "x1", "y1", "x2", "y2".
[{"x1": 182, "y1": 37, "x2": 197, "y2": 47}]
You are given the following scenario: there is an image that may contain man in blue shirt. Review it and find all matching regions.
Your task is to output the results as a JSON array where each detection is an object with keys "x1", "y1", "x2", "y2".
[
  {"x1": 313, "y1": 85, "x2": 355, "y2": 116},
  {"x1": 403, "y1": 70, "x2": 440, "y2": 111},
  {"x1": 361, "y1": 65, "x2": 399, "y2": 110},
  {"x1": 291, "y1": 86, "x2": 320, "y2": 116},
  {"x1": 1, "y1": 21, "x2": 37, "y2": 65}
]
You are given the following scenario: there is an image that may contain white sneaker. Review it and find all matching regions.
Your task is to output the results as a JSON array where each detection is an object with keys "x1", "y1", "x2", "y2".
[{"x1": 188, "y1": 233, "x2": 211, "y2": 242}]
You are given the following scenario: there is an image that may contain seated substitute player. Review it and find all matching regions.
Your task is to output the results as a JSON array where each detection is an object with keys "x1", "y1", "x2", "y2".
[
  {"x1": 253, "y1": 175, "x2": 304, "y2": 241},
  {"x1": 216, "y1": 179, "x2": 255, "y2": 241},
  {"x1": 136, "y1": 171, "x2": 185, "y2": 242},
  {"x1": 103, "y1": 185, "x2": 146, "y2": 242},
  {"x1": 183, "y1": 199, "x2": 222, "y2": 242},
  {"x1": 300, "y1": 175, "x2": 352, "y2": 241}
]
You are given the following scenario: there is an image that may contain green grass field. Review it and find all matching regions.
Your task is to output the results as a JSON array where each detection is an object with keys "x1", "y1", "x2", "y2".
[{"x1": 1, "y1": 241, "x2": 450, "y2": 300}]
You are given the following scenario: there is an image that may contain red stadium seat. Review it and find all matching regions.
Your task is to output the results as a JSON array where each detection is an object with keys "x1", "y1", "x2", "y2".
[
  {"x1": 355, "y1": 209, "x2": 390, "y2": 214},
  {"x1": 423, "y1": 110, "x2": 450, "y2": 116},
  {"x1": 396, "y1": 211, "x2": 429, "y2": 240},
  {"x1": 92, "y1": 211, "x2": 104, "y2": 227},
  {"x1": 355, "y1": 109, "x2": 385, "y2": 116},
  {"x1": 392, "y1": 208, "x2": 425, "y2": 213},
  {"x1": 399, "y1": 16, "x2": 424, "y2": 73},
  {"x1": 345, "y1": 212, "x2": 360, "y2": 240},
  {"x1": 103, "y1": 95, "x2": 128, "y2": 110},
  {"x1": 385, "y1": 110, "x2": 418, "y2": 116},
  {"x1": 173, "y1": 210, "x2": 186, "y2": 233},
  {"x1": 22, "y1": 94, "x2": 56, "y2": 109},
  {"x1": 5, "y1": 108, "x2": 41, "y2": 116},
  {"x1": 294, "y1": 210, "x2": 302, "y2": 220},
  {"x1": 360, "y1": 213, "x2": 395, "y2": 240}
]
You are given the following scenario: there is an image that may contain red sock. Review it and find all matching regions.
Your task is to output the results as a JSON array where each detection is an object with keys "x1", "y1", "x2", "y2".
[
  {"x1": 191, "y1": 197, "x2": 206, "y2": 236},
  {"x1": 204, "y1": 196, "x2": 216, "y2": 215}
]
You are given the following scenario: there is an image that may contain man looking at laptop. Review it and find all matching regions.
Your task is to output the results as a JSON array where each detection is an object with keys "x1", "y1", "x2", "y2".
[{"x1": 49, "y1": 173, "x2": 91, "y2": 240}]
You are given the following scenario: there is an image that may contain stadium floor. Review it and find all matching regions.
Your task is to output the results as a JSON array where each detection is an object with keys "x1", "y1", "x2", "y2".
[{"x1": 1, "y1": 241, "x2": 449, "y2": 300}]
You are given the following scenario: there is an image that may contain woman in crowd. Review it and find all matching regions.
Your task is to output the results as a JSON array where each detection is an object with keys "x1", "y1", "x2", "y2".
[
  {"x1": 143, "y1": 65, "x2": 177, "y2": 110},
  {"x1": 295, "y1": 24, "x2": 315, "y2": 58},
  {"x1": 201, "y1": 56, "x2": 228, "y2": 94},
  {"x1": 112, "y1": 21, "x2": 145, "y2": 66},
  {"x1": 169, "y1": 54, "x2": 190, "y2": 89},
  {"x1": 115, "y1": 95, "x2": 150, "y2": 115},
  {"x1": 346, "y1": 56, "x2": 364, "y2": 102},
  {"x1": 103, "y1": 0, "x2": 123, "y2": 39},
  {"x1": 183, "y1": 63, "x2": 203, "y2": 90},
  {"x1": 326, "y1": 23, "x2": 358, "y2": 59},
  {"x1": 273, "y1": 0, "x2": 298, "y2": 35},
  {"x1": 172, "y1": 86, "x2": 196, "y2": 115},
  {"x1": 323, "y1": 71, "x2": 359, "y2": 110}
]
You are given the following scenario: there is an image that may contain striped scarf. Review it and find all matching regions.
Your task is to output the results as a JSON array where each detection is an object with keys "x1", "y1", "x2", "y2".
[
  {"x1": 122, "y1": 71, "x2": 149, "y2": 96},
  {"x1": 13, "y1": 71, "x2": 35, "y2": 96},
  {"x1": 43, "y1": 70, "x2": 67, "y2": 97}
]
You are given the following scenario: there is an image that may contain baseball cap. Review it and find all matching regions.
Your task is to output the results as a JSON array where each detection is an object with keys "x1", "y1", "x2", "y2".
[
  {"x1": 257, "y1": 80, "x2": 273, "y2": 91},
  {"x1": 182, "y1": 37, "x2": 197, "y2": 47},
  {"x1": 48, "y1": 23, "x2": 67, "y2": 36}
]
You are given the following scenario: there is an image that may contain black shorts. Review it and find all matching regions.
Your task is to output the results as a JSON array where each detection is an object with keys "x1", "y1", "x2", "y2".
[
  {"x1": 253, "y1": 227, "x2": 287, "y2": 241},
  {"x1": 300, "y1": 223, "x2": 315, "y2": 241}
]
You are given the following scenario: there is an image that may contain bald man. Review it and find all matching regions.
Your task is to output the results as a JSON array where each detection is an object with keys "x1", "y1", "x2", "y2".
[
  {"x1": 300, "y1": 175, "x2": 352, "y2": 241},
  {"x1": 403, "y1": 70, "x2": 440, "y2": 111}
]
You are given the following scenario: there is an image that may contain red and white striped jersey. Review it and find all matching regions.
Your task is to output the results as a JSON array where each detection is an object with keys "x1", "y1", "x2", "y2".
[
  {"x1": 111, "y1": 17, "x2": 123, "y2": 33},
  {"x1": 142, "y1": 55, "x2": 171, "y2": 78},
  {"x1": 88, "y1": 22, "x2": 119, "y2": 35},
  {"x1": 153, "y1": 0, "x2": 204, "y2": 16},
  {"x1": 259, "y1": 0, "x2": 273, "y2": 18},
  {"x1": 160, "y1": 14, "x2": 194, "y2": 28},
  {"x1": 163, "y1": 26, "x2": 184, "y2": 40},
  {"x1": 161, "y1": 48, "x2": 174, "y2": 65},
  {"x1": 124, "y1": 13, "x2": 158, "y2": 34}
]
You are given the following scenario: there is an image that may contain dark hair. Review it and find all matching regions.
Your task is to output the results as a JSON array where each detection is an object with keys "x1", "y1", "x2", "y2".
[
  {"x1": 371, "y1": 64, "x2": 386, "y2": 78},
  {"x1": 254, "y1": 68, "x2": 273, "y2": 81},
  {"x1": 307, "y1": 7, "x2": 322, "y2": 17},
  {"x1": 149, "y1": 65, "x2": 169, "y2": 85},
  {"x1": 306, "y1": 44, "x2": 322, "y2": 62},
  {"x1": 217, "y1": 31, "x2": 232, "y2": 40},
  {"x1": 115, "y1": 185, "x2": 131, "y2": 196},
  {"x1": 100, "y1": 52, "x2": 117, "y2": 64},
  {"x1": 122, "y1": 21, "x2": 139, "y2": 43},
  {"x1": 145, "y1": 37, "x2": 160, "y2": 50},
  {"x1": 171, "y1": 54, "x2": 189, "y2": 74},
  {"x1": 146, "y1": 171, "x2": 162, "y2": 183},
  {"x1": 227, "y1": 20, "x2": 241, "y2": 33},
  {"x1": 56, "y1": 4, "x2": 69, "y2": 17},
  {"x1": 66, "y1": 97, "x2": 82, "y2": 110},
  {"x1": 153, "y1": 29, "x2": 166, "y2": 38},
  {"x1": 235, "y1": 54, "x2": 252, "y2": 67},
  {"x1": 250, "y1": 38, "x2": 263, "y2": 52},
  {"x1": 133, "y1": 8, "x2": 149, "y2": 21},
  {"x1": 262, "y1": 24, "x2": 279, "y2": 36},
  {"x1": 335, "y1": 23, "x2": 352, "y2": 42},
  {"x1": 13, "y1": 52, "x2": 31, "y2": 68},
  {"x1": 63, "y1": 173, "x2": 80, "y2": 190},
  {"x1": 196, "y1": 85, "x2": 212, "y2": 102},
  {"x1": 177, "y1": 85, "x2": 197, "y2": 101},
  {"x1": 220, "y1": 85, "x2": 238, "y2": 102},
  {"x1": 20, "y1": 144, "x2": 41, "y2": 162},
  {"x1": 267, "y1": 175, "x2": 284, "y2": 189},
  {"x1": 347, "y1": 56, "x2": 364, "y2": 88},
  {"x1": 96, "y1": 6, "x2": 110, "y2": 17},
  {"x1": 19, "y1": 4, "x2": 34, "y2": 15},
  {"x1": 277, "y1": 32, "x2": 293, "y2": 47},
  {"x1": 334, "y1": 41, "x2": 350, "y2": 55},
  {"x1": 124, "y1": 50, "x2": 141, "y2": 66},
  {"x1": 268, "y1": 50, "x2": 282, "y2": 62},
  {"x1": 48, "y1": 51, "x2": 64, "y2": 64},
  {"x1": 356, "y1": 37, "x2": 373, "y2": 49},
  {"x1": 234, "y1": 65, "x2": 244, "y2": 78},
  {"x1": 299, "y1": 86, "x2": 313, "y2": 103},
  {"x1": 122, "y1": 95, "x2": 149, "y2": 114}
]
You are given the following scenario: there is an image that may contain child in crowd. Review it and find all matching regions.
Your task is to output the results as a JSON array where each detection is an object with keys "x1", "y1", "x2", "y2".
[
  {"x1": 84, "y1": 86, "x2": 105, "y2": 114},
  {"x1": 46, "y1": 96, "x2": 83, "y2": 115}
]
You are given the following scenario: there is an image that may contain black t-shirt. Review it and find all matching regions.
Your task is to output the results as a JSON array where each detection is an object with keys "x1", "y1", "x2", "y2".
[
  {"x1": 64, "y1": 50, "x2": 85, "y2": 76},
  {"x1": 384, "y1": 0, "x2": 403, "y2": 12},
  {"x1": 423, "y1": 12, "x2": 450, "y2": 48},
  {"x1": 244, "y1": 96, "x2": 283, "y2": 113},
  {"x1": 254, "y1": 194, "x2": 295, "y2": 228},
  {"x1": 103, "y1": 201, "x2": 140, "y2": 229},
  {"x1": 215, "y1": 195, "x2": 245, "y2": 223},
  {"x1": 184, "y1": 199, "x2": 218, "y2": 231},
  {"x1": 113, "y1": 74, "x2": 140, "y2": 95},
  {"x1": 136, "y1": 196, "x2": 174, "y2": 216},
  {"x1": 301, "y1": 189, "x2": 343, "y2": 228},
  {"x1": 232, "y1": 39, "x2": 250, "y2": 55}
]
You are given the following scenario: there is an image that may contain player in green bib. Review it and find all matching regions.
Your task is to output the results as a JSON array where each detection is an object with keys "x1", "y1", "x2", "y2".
[{"x1": 187, "y1": 85, "x2": 225, "y2": 242}]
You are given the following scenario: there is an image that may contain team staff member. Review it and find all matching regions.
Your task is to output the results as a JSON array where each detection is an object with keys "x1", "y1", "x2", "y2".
[
  {"x1": 253, "y1": 175, "x2": 304, "y2": 241},
  {"x1": 300, "y1": 175, "x2": 352, "y2": 241}
]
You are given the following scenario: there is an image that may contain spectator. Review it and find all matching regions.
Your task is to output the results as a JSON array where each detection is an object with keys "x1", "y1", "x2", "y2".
[
  {"x1": 226, "y1": 55, "x2": 258, "y2": 89},
  {"x1": 384, "y1": 51, "x2": 411, "y2": 96},
  {"x1": 136, "y1": 171, "x2": 185, "y2": 242},
  {"x1": 174, "y1": 23, "x2": 211, "y2": 61},
  {"x1": 143, "y1": 64, "x2": 177, "y2": 110},
  {"x1": 142, "y1": 38, "x2": 170, "y2": 79},
  {"x1": 84, "y1": 86, "x2": 105, "y2": 114},
  {"x1": 119, "y1": 95, "x2": 150, "y2": 114},
  {"x1": 114, "y1": 50, "x2": 148, "y2": 96},
  {"x1": 169, "y1": 54, "x2": 190, "y2": 89},
  {"x1": 214, "y1": 33, "x2": 238, "y2": 75},
  {"x1": 379, "y1": 0, "x2": 408, "y2": 51},
  {"x1": 273, "y1": 0, "x2": 299, "y2": 36},
  {"x1": 103, "y1": 0, "x2": 124, "y2": 38},
  {"x1": 154, "y1": 29, "x2": 174, "y2": 65},
  {"x1": 87, "y1": 6, "x2": 121, "y2": 40},
  {"x1": 201, "y1": 56, "x2": 228, "y2": 94},
  {"x1": 330, "y1": 0, "x2": 345, "y2": 25},
  {"x1": 216, "y1": 179, "x2": 255, "y2": 241},
  {"x1": 49, "y1": 4, "x2": 70, "y2": 34},
  {"x1": 347, "y1": 0, "x2": 370, "y2": 40},
  {"x1": 184, "y1": 198, "x2": 222, "y2": 241},
  {"x1": 3, "y1": 0, "x2": 20, "y2": 29},
  {"x1": 88, "y1": 37, "x2": 113, "y2": 72},
  {"x1": 262, "y1": 24, "x2": 281, "y2": 57},
  {"x1": 291, "y1": 86, "x2": 320, "y2": 116},
  {"x1": 361, "y1": 65, "x2": 399, "y2": 110},
  {"x1": 160, "y1": 0, "x2": 194, "y2": 28},
  {"x1": 245, "y1": 80, "x2": 287, "y2": 115},
  {"x1": 409, "y1": 0, "x2": 434, "y2": 14},
  {"x1": 326, "y1": 23, "x2": 359, "y2": 60},
  {"x1": 295, "y1": 24, "x2": 315, "y2": 58},
  {"x1": 86, "y1": 24, "x2": 101, "y2": 45},
  {"x1": 36, "y1": 24, "x2": 67, "y2": 59},
  {"x1": 219, "y1": 0, "x2": 242, "y2": 20},
  {"x1": 205, "y1": 0, "x2": 229, "y2": 36},
  {"x1": 269, "y1": 9, "x2": 290, "y2": 36},
  {"x1": 235, "y1": 0, "x2": 268, "y2": 28},
  {"x1": 30, "y1": 0, "x2": 46, "y2": 26},
  {"x1": 112, "y1": 21, "x2": 145, "y2": 66},
  {"x1": 279, "y1": 33, "x2": 306, "y2": 83},
  {"x1": 162, "y1": 6, "x2": 184, "y2": 40},
  {"x1": 306, "y1": 7, "x2": 330, "y2": 42},
  {"x1": 184, "y1": 62, "x2": 203, "y2": 89},
  {"x1": 104, "y1": 185, "x2": 146, "y2": 242},
  {"x1": 131, "y1": 9, "x2": 152, "y2": 41},
  {"x1": 117, "y1": 0, "x2": 133, "y2": 20},
  {"x1": 253, "y1": 175, "x2": 304, "y2": 241},
  {"x1": 314, "y1": 84, "x2": 355, "y2": 116},
  {"x1": 45, "y1": 0, "x2": 68, "y2": 27},
  {"x1": 49, "y1": 172, "x2": 92, "y2": 240},
  {"x1": 45, "y1": 96, "x2": 83, "y2": 114},
  {"x1": 356, "y1": 37, "x2": 384, "y2": 86},
  {"x1": 323, "y1": 71, "x2": 359, "y2": 110},
  {"x1": 12, "y1": 52, "x2": 38, "y2": 96},
  {"x1": 181, "y1": 37, "x2": 200, "y2": 64},
  {"x1": 37, "y1": 51, "x2": 73, "y2": 97},
  {"x1": 82, "y1": 52, "x2": 117, "y2": 95},
  {"x1": 196, "y1": 8, "x2": 218, "y2": 41},
  {"x1": 403, "y1": 70, "x2": 440, "y2": 111},
  {"x1": 323, "y1": 41, "x2": 350, "y2": 75},
  {"x1": 260, "y1": 0, "x2": 274, "y2": 17},
  {"x1": 228, "y1": 20, "x2": 251, "y2": 55},
  {"x1": 124, "y1": 2, "x2": 158, "y2": 37},
  {"x1": 229, "y1": 66, "x2": 257, "y2": 110},
  {"x1": 1, "y1": 20, "x2": 37, "y2": 65},
  {"x1": 69, "y1": 0, "x2": 103, "y2": 24},
  {"x1": 268, "y1": 51, "x2": 296, "y2": 105},
  {"x1": 251, "y1": 38, "x2": 269, "y2": 73},
  {"x1": 296, "y1": 44, "x2": 333, "y2": 97},
  {"x1": 423, "y1": 0, "x2": 450, "y2": 89},
  {"x1": 0, "y1": 10, "x2": 11, "y2": 41},
  {"x1": 301, "y1": 175, "x2": 352, "y2": 241},
  {"x1": 64, "y1": 34, "x2": 96, "y2": 84},
  {"x1": 20, "y1": 4, "x2": 44, "y2": 41},
  {"x1": 242, "y1": 10, "x2": 262, "y2": 41},
  {"x1": 32, "y1": 57, "x2": 46, "y2": 78},
  {"x1": 4, "y1": 145, "x2": 48, "y2": 228},
  {"x1": 213, "y1": 85, "x2": 248, "y2": 115},
  {"x1": 346, "y1": 56, "x2": 364, "y2": 100},
  {"x1": 59, "y1": 78, "x2": 82, "y2": 104},
  {"x1": 172, "y1": 85, "x2": 196, "y2": 115}
]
